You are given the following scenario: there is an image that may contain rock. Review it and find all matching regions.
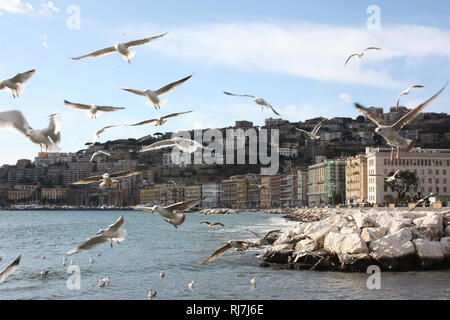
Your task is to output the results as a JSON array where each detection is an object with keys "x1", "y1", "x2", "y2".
[
  {"x1": 445, "y1": 226, "x2": 450, "y2": 237},
  {"x1": 294, "y1": 239, "x2": 318, "y2": 253},
  {"x1": 324, "y1": 232, "x2": 369, "y2": 255},
  {"x1": 307, "y1": 224, "x2": 339, "y2": 248},
  {"x1": 414, "y1": 213, "x2": 444, "y2": 235},
  {"x1": 340, "y1": 226, "x2": 360, "y2": 235},
  {"x1": 263, "y1": 244, "x2": 294, "y2": 264},
  {"x1": 389, "y1": 219, "x2": 414, "y2": 234},
  {"x1": 273, "y1": 230, "x2": 305, "y2": 245},
  {"x1": 413, "y1": 239, "x2": 446, "y2": 268},
  {"x1": 353, "y1": 214, "x2": 376, "y2": 229},
  {"x1": 411, "y1": 226, "x2": 442, "y2": 241},
  {"x1": 338, "y1": 253, "x2": 375, "y2": 272},
  {"x1": 369, "y1": 228, "x2": 416, "y2": 270},
  {"x1": 361, "y1": 226, "x2": 388, "y2": 243},
  {"x1": 440, "y1": 237, "x2": 450, "y2": 261}
]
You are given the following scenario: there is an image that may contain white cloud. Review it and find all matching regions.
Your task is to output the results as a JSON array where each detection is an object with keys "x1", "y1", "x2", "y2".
[
  {"x1": 123, "y1": 21, "x2": 450, "y2": 89},
  {"x1": 39, "y1": 0, "x2": 58, "y2": 15},
  {"x1": 0, "y1": 0, "x2": 33, "y2": 14},
  {"x1": 339, "y1": 93, "x2": 352, "y2": 104}
]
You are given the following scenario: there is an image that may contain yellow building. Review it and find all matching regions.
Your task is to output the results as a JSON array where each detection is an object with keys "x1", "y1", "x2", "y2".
[
  {"x1": 41, "y1": 188, "x2": 68, "y2": 201},
  {"x1": 307, "y1": 162, "x2": 328, "y2": 207},
  {"x1": 8, "y1": 190, "x2": 31, "y2": 201},
  {"x1": 345, "y1": 155, "x2": 368, "y2": 204},
  {"x1": 260, "y1": 176, "x2": 272, "y2": 208}
]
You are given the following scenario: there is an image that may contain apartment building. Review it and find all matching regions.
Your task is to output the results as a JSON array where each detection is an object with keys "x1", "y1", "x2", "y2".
[
  {"x1": 297, "y1": 169, "x2": 308, "y2": 207},
  {"x1": 41, "y1": 188, "x2": 68, "y2": 201},
  {"x1": 259, "y1": 176, "x2": 271, "y2": 208},
  {"x1": 345, "y1": 155, "x2": 368, "y2": 204},
  {"x1": 201, "y1": 183, "x2": 221, "y2": 208},
  {"x1": 307, "y1": 160, "x2": 347, "y2": 206}
]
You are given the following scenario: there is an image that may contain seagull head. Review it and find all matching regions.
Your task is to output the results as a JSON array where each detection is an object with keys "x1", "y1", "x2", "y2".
[{"x1": 103, "y1": 173, "x2": 111, "y2": 179}]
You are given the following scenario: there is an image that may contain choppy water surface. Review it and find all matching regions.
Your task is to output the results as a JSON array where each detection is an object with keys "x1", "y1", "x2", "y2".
[{"x1": 0, "y1": 210, "x2": 448, "y2": 300}]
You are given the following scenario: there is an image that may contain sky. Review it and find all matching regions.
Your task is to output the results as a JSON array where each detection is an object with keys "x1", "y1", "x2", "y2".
[{"x1": 0, "y1": 0, "x2": 449, "y2": 165}]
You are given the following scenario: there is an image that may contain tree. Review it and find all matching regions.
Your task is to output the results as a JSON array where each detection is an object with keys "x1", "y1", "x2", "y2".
[{"x1": 384, "y1": 171, "x2": 419, "y2": 201}]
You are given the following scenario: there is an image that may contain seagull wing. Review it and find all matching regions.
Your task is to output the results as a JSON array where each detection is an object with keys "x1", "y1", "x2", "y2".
[
  {"x1": 0, "y1": 110, "x2": 30, "y2": 136},
  {"x1": 120, "y1": 88, "x2": 147, "y2": 97},
  {"x1": 9, "y1": 70, "x2": 36, "y2": 84},
  {"x1": 140, "y1": 139, "x2": 177, "y2": 152},
  {"x1": 165, "y1": 198, "x2": 202, "y2": 212},
  {"x1": 201, "y1": 243, "x2": 232, "y2": 265},
  {"x1": 161, "y1": 110, "x2": 193, "y2": 120},
  {"x1": 107, "y1": 216, "x2": 125, "y2": 232},
  {"x1": 201, "y1": 221, "x2": 211, "y2": 225},
  {"x1": 124, "y1": 33, "x2": 168, "y2": 47},
  {"x1": 245, "y1": 229, "x2": 261, "y2": 239},
  {"x1": 262, "y1": 230, "x2": 282, "y2": 243},
  {"x1": 223, "y1": 91, "x2": 256, "y2": 98},
  {"x1": 154, "y1": 74, "x2": 193, "y2": 96},
  {"x1": 354, "y1": 103, "x2": 383, "y2": 127},
  {"x1": 70, "y1": 174, "x2": 104, "y2": 185},
  {"x1": 72, "y1": 46, "x2": 116, "y2": 60},
  {"x1": 64, "y1": 100, "x2": 92, "y2": 111},
  {"x1": 110, "y1": 171, "x2": 142, "y2": 179},
  {"x1": 43, "y1": 113, "x2": 61, "y2": 144},
  {"x1": 130, "y1": 118, "x2": 158, "y2": 127},
  {"x1": 259, "y1": 99, "x2": 281, "y2": 116},
  {"x1": 295, "y1": 128, "x2": 310, "y2": 135},
  {"x1": 67, "y1": 235, "x2": 109, "y2": 255},
  {"x1": 0, "y1": 255, "x2": 21, "y2": 284},
  {"x1": 392, "y1": 84, "x2": 447, "y2": 132},
  {"x1": 312, "y1": 118, "x2": 327, "y2": 134},
  {"x1": 363, "y1": 47, "x2": 382, "y2": 52},
  {"x1": 344, "y1": 54, "x2": 359, "y2": 66},
  {"x1": 96, "y1": 106, "x2": 126, "y2": 112},
  {"x1": 211, "y1": 223, "x2": 225, "y2": 227}
]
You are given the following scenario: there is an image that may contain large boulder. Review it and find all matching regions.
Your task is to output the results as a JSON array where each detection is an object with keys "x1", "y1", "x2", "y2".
[
  {"x1": 369, "y1": 228, "x2": 416, "y2": 270},
  {"x1": 440, "y1": 237, "x2": 450, "y2": 261},
  {"x1": 324, "y1": 232, "x2": 369, "y2": 255},
  {"x1": 445, "y1": 226, "x2": 450, "y2": 237},
  {"x1": 353, "y1": 214, "x2": 376, "y2": 229},
  {"x1": 338, "y1": 253, "x2": 375, "y2": 272},
  {"x1": 389, "y1": 219, "x2": 414, "y2": 234},
  {"x1": 340, "y1": 226, "x2": 360, "y2": 235},
  {"x1": 411, "y1": 226, "x2": 442, "y2": 241},
  {"x1": 361, "y1": 226, "x2": 388, "y2": 243},
  {"x1": 273, "y1": 230, "x2": 305, "y2": 245},
  {"x1": 294, "y1": 239, "x2": 318, "y2": 253},
  {"x1": 413, "y1": 213, "x2": 444, "y2": 234},
  {"x1": 263, "y1": 244, "x2": 294, "y2": 264},
  {"x1": 307, "y1": 224, "x2": 340, "y2": 248},
  {"x1": 413, "y1": 239, "x2": 446, "y2": 268}
]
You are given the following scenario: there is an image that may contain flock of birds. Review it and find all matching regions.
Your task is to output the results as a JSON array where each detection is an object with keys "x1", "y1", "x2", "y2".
[{"x1": 0, "y1": 32, "x2": 447, "y2": 298}]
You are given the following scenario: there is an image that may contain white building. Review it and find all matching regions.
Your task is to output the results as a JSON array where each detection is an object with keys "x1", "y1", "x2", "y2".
[
  {"x1": 366, "y1": 147, "x2": 450, "y2": 204},
  {"x1": 201, "y1": 183, "x2": 221, "y2": 208}
]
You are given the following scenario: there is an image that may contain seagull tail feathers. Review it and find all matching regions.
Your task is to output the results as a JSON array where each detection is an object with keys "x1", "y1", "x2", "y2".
[
  {"x1": 114, "y1": 230, "x2": 127, "y2": 242},
  {"x1": 123, "y1": 50, "x2": 136, "y2": 61}
]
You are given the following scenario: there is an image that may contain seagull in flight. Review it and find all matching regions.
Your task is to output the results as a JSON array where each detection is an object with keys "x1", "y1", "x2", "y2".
[
  {"x1": 344, "y1": 47, "x2": 381, "y2": 66},
  {"x1": 0, "y1": 111, "x2": 61, "y2": 158},
  {"x1": 0, "y1": 69, "x2": 36, "y2": 98},
  {"x1": 91, "y1": 124, "x2": 124, "y2": 145},
  {"x1": 245, "y1": 229, "x2": 282, "y2": 246},
  {"x1": 385, "y1": 170, "x2": 401, "y2": 183},
  {"x1": 201, "y1": 240, "x2": 257, "y2": 265},
  {"x1": 140, "y1": 137, "x2": 210, "y2": 154},
  {"x1": 223, "y1": 91, "x2": 281, "y2": 116},
  {"x1": 200, "y1": 221, "x2": 225, "y2": 228},
  {"x1": 355, "y1": 84, "x2": 446, "y2": 160},
  {"x1": 120, "y1": 74, "x2": 193, "y2": 109},
  {"x1": 71, "y1": 33, "x2": 167, "y2": 64},
  {"x1": 0, "y1": 255, "x2": 21, "y2": 284},
  {"x1": 295, "y1": 118, "x2": 327, "y2": 140},
  {"x1": 408, "y1": 193, "x2": 436, "y2": 211},
  {"x1": 133, "y1": 198, "x2": 203, "y2": 228},
  {"x1": 70, "y1": 171, "x2": 142, "y2": 188},
  {"x1": 64, "y1": 100, "x2": 125, "y2": 119},
  {"x1": 90, "y1": 150, "x2": 112, "y2": 163},
  {"x1": 129, "y1": 111, "x2": 192, "y2": 127},
  {"x1": 67, "y1": 217, "x2": 127, "y2": 255},
  {"x1": 396, "y1": 85, "x2": 425, "y2": 110}
]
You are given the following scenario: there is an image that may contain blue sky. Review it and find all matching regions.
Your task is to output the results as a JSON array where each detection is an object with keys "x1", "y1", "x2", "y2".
[{"x1": 0, "y1": 0, "x2": 449, "y2": 164}]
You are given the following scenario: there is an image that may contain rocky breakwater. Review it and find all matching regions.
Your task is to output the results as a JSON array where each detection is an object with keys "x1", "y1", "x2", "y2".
[
  {"x1": 262, "y1": 210, "x2": 450, "y2": 272},
  {"x1": 199, "y1": 208, "x2": 238, "y2": 215}
]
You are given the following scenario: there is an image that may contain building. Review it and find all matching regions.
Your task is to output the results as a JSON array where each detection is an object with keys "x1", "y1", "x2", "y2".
[
  {"x1": 297, "y1": 169, "x2": 308, "y2": 207},
  {"x1": 366, "y1": 147, "x2": 450, "y2": 204},
  {"x1": 280, "y1": 173, "x2": 298, "y2": 207},
  {"x1": 184, "y1": 185, "x2": 202, "y2": 203},
  {"x1": 41, "y1": 188, "x2": 68, "y2": 201},
  {"x1": 259, "y1": 176, "x2": 271, "y2": 208},
  {"x1": 345, "y1": 155, "x2": 368, "y2": 205},
  {"x1": 270, "y1": 175, "x2": 281, "y2": 208},
  {"x1": 245, "y1": 174, "x2": 261, "y2": 209},
  {"x1": 307, "y1": 160, "x2": 347, "y2": 206},
  {"x1": 201, "y1": 183, "x2": 221, "y2": 208}
]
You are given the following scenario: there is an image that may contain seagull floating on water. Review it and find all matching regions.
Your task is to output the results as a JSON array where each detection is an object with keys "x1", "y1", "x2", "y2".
[
  {"x1": 72, "y1": 33, "x2": 167, "y2": 64},
  {"x1": 0, "y1": 111, "x2": 61, "y2": 158},
  {"x1": 148, "y1": 289, "x2": 157, "y2": 299},
  {"x1": 121, "y1": 74, "x2": 193, "y2": 109},
  {"x1": 0, "y1": 69, "x2": 36, "y2": 98},
  {"x1": 67, "y1": 216, "x2": 127, "y2": 255},
  {"x1": 0, "y1": 255, "x2": 21, "y2": 284},
  {"x1": 70, "y1": 171, "x2": 142, "y2": 188},
  {"x1": 355, "y1": 84, "x2": 447, "y2": 160},
  {"x1": 64, "y1": 100, "x2": 125, "y2": 119},
  {"x1": 98, "y1": 276, "x2": 110, "y2": 287},
  {"x1": 396, "y1": 85, "x2": 425, "y2": 110},
  {"x1": 344, "y1": 47, "x2": 381, "y2": 66},
  {"x1": 295, "y1": 118, "x2": 327, "y2": 140},
  {"x1": 223, "y1": 91, "x2": 281, "y2": 116}
]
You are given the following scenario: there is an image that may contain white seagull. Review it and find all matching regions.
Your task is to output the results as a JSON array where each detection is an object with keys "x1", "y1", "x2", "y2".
[
  {"x1": 0, "y1": 111, "x2": 61, "y2": 158},
  {"x1": 72, "y1": 33, "x2": 167, "y2": 64},
  {"x1": 385, "y1": 170, "x2": 401, "y2": 183},
  {"x1": 120, "y1": 74, "x2": 193, "y2": 109},
  {"x1": 91, "y1": 125, "x2": 124, "y2": 145},
  {"x1": 223, "y1": 91, "x2": 281, "y2": 116},
  {"x1": 70, "y1": 171, "x2": 142, "y2": 188},
  {"x1": 67, "y1": 216, "x2": 127, "y2": 255},
  {"x1": 295, "y1": 118, "x2": 327, "y2": 140},
  {"x1": 90, "y1": 150, "x2": 112, "y2": 163},
  {"x1": 344, "y1": 47, "x2": 382, "y2": 66},
  {"x1": 0, "y1": 69, "x2": 36, "y2": 98},
  {"x1": 0, "y1": 255, "x2": 21, "y2": 284},
  {"x1": 132, "y1": 198, "x2": 203, "y2": 229},
  {"x1": 140, "y1": 137, "x2": 210, "y2": 154},
  {"x1": 129, "y1": 111, "x2": 193, "y2": 127},
  {"x1": 202, "y1": 240, "x2": 256, "y2": 265},
  {"x1": 64, "y1": 100, "x2": 125, "y2": 119},
  {"x1": 355, "y1": 84, "x2": 446, "y2": 160},
  {"x1": 148, "y1": 289, "x2": 157, "y2": 299},
  {"x1": 396, "y1": 85, "x2": 425, "y2": 110}
]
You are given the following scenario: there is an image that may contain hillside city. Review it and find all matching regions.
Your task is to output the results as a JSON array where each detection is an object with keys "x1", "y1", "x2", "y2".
[{"x1": 1, "y1": 105, "x2": 449, "y2": 209}]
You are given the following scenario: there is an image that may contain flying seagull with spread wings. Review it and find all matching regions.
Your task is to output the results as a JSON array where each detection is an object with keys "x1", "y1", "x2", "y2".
[
  {"x1": 223, "y1": 91, "x2": 281, "y2": 116},
  {"x1": 120, "y1": 74, "x2": 193, "y2": 109},
  {"x1": 71, "y1": 33, "x2": 167, "y2": 64},
  {"x1": 408, "y1": 193, "x2": 436, "y2": 212},
  {"x1": 70, "y1": 171, "x2": 142, "y2": 188},
  {"x1": 201, "y1": 222, "x2": 225, "y2": 228},
  {"x1": 201, "y1": 240, "x2": 257, "y2": 265},
  {"x1": 396, "y1": 85, "x2": 425, "y2": 110},
  {"x1": 90, "y1": 150, "x2": 112, "y2": 163},
  {"x1": 64, "y1": 100, "x2": 125, "y2": 119},
  {"x1": 245, "y1": 229, "x2": 282, "y2": 246},
  {"x1": 0, "y1": 69, "x2": 36, "y2": 98},
  {"x1": 385, "y1": 170, "x2": 401, "y2": 183},
  {"x1": 67, "y1": 216, "x2": 127, "y2": 255},
  {"x1": 0, "y1": 111, "x2": 61, "y2": 158},
  {"x1": 129, "y1": 111, "x2": 192, "y2": 127},
  {"x1": 140, "y1": 137, "x2": 210, "y2": 154},
  {"x1": 355, "y1": 84, "x2": 447, "y2": 160},
  {"x1": 345, "y1": 47, "x2": 381, "y2": 66},
  {"x1": 133, "y1": 198, "x2": 203, "y2": 228},
  {"x1": 91, "y1": 124, "x2": 124, "y2": 145},
  {"x1": 0, "y1": 255, "x2": 21, "y2": 284},
  {"x1": 295, "y1": 118, "x2": 327, "y2": 140}
]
